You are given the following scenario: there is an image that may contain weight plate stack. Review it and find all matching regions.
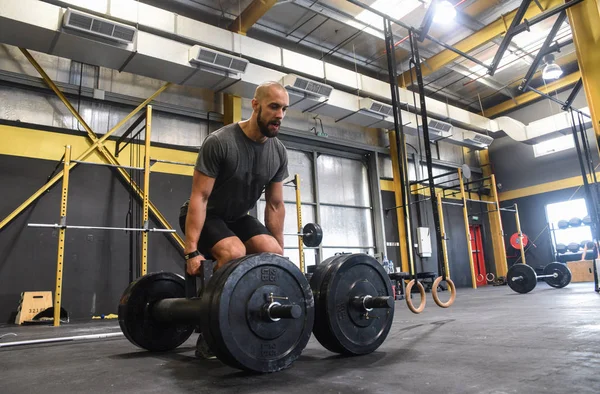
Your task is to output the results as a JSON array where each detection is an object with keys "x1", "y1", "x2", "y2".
[
  {"x1": 200, "y1": 253, "x2": 314, "y2": 373},
  {"x1": 542, "y1": 262, "x2": 572, "y2": 289},
  {"x1": 310, "y1": 253, "x2": 395, "y2": 355},
  {"x1": 118, "y1": 272, "x2": 195, "y2": 352}
]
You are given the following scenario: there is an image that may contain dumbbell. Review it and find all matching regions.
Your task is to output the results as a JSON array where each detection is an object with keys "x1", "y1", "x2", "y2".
[
  {"x1": 283, "y1": 222, "x2": 323, "y2": 247},
  {"x1": 118, "y1": 253, "x2": 314, "y2": 373},
  {"x1": 507, "y1": 262, "x2": 572, "y2": 294}
]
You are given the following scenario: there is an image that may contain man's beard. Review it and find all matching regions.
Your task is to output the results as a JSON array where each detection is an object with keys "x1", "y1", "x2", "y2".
[{"x1": 257, "y1": 107, "x2": 280, "y2": 138}]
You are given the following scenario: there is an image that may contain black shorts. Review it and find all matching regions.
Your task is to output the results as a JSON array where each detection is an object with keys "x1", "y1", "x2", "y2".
[{"x1": 179, "y1": 211, "x2": 271, "y2": 257}]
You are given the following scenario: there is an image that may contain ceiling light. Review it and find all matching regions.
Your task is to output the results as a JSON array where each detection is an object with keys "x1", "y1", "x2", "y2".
[
  {"x1": 433, "y1": 1, "x2": 456, "y2": 25},
  {"x1": 542, "y1": 54, "x2": 563, "y2": 80}
]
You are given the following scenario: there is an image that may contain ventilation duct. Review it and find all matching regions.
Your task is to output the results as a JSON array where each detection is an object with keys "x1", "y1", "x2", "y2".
[
  {"x1": 416, "y1": 119, "x2": 453, "y2": 142},
  {"x1": 282, "y1": 74, "x2": 334, "y2": 112},
  {"x1": 63, "y1": 8, "x2": 136, "y2": 45},
  {"x1": 463, "y1": 132, "x2": 494, "y2": 148},
  {"x1": 359, "y1": 98, "x2": 394, "y2": 117},
  {"x1": 188, "y1": 45, "x2": 249, "y2": 75}
]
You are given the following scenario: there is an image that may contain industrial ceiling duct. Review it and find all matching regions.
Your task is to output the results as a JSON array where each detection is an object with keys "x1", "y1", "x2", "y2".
[{"x1": 63, "y1": 8, "x2": 136, "y2": 45}]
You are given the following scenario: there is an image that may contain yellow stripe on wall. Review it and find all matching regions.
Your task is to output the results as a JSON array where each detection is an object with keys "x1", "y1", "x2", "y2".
[
  {"x1": 0, "y1": 125, "x2": 197, "y2": 177},
  {"x1": 498, "y1": 173, "x2": 600, "y2": 201}
]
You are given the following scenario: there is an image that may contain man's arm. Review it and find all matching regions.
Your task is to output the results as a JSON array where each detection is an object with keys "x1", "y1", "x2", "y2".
[
  {"x1": 184, "y1": 170, "x2": 216, "y2": 275},
  {"x1": 264, "y1": 181, "x2": 285, "y2": 250}
]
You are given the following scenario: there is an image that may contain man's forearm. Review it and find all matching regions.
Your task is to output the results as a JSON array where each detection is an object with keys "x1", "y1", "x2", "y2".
[
  {"x1": 265, "y1": 203, "x2": 285, "y2": 249},
  {"x1": 184, "y1": 197, "x2": 208, "y2": 253}
]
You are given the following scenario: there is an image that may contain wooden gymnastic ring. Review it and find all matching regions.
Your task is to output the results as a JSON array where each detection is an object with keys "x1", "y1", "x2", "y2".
[
  {"x1": 432, "y1": 277, "x2": 456, "y2": 308},
  {"x1": 405, "y1": 279, "x2": 426, "y2": 314},
  {"x1": 477, "y1": 273, "x2": 484, "y2": 283},
  {"x1": 486, "y1": 273, "x2": 496, "y2": 282}
]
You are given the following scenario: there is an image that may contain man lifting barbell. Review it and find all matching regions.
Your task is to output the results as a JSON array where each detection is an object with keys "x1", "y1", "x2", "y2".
[{"x1": 180, "y1": 82, "x2": 291, "y2": 275}]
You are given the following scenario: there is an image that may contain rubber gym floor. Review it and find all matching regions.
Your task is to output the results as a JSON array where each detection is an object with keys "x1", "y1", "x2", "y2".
[{"x1": 1, "y1": 282, "x2": 598, "y2": 394}]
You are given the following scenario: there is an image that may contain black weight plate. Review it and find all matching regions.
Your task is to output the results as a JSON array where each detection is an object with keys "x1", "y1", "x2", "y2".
[
  {"x1": 198, "y1": 257, "x2": 243, "y2": 368},
  {"x1": 303, "y1": 223, "x2": 323, "y2": 247},
  {"x1": 201, "y1": 253, "x2": 314, "y2": 373},
  {"x1": 310, "y1": 253, "x2": 394, "y2": 355},
  {"x1": 118, "y1": 272, "x2": 194, "y2": 352},
  {"x1": 507, "y1": 264, "x2": 537, "y2": 294},
  {"x1": 557, "y1": 220, "x2": 569, "y2": 229},
  {"x1": 543, "y1": 262, "x2": 572, "y2": 288}
]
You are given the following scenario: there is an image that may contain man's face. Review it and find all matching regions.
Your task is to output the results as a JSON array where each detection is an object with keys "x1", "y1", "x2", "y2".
[{"x1": 255, "y1": 88, "x2": 289, "y2": 138}]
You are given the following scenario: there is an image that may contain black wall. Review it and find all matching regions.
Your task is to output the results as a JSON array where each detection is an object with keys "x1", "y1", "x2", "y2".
[
  {"x1": 382, "y1": 191, "x2": 495, "y2": 288},
  {"x1": 490, "y1": 133, "x2": 599, "y2": 192},
  {"x1": 0, "y1": 154, "x2": 192, "y2": 323}
]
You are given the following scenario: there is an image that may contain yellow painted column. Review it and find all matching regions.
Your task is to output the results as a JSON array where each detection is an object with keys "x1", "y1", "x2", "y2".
[
  {"x1": 567, "y1": 0, "x2": 600, "y2": 143},
  {"x1": 480, "y1": 150, "x2": 509, "y2": 277},
  {"x1": 388, "y1": 131, "x2": 413, "y2": 274},
  {"x1": 458, "y1": 168, "x2": 477, "y2": 289},
  {"x1": 224, "y1": 94, "x2": 242, "y2": 125}
]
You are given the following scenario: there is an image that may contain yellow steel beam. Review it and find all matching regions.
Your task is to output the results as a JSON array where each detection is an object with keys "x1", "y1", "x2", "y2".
[
  {"x1": 484, "y1": 71, "x2": 581, "y2": 118},
  {"x1": 567, "y1": 0, "x2": 600, "y2": 144},
  {"x1": 294, "y1": 174, "x2": 305, "y2": 273},
  {"x1": 141, "y1": 106, "x2": 153, "y2": 276},
  {"x1": 0, "y1": 50, "x2": 182, "y2": 250},
  {"x1": 388, "y1": 131, "x2": 413, "y2": 274},
  {"x1": 480, "y1": 150, "x2": 509, "y2": 278},
  {"x1": 224, "y1": 93, "x2": 243, "y2": 124},
  {"x1": 54, "y1": 145, "x2": 71, "y2": 327},
  {"x1": 399, "y1": 0, "x2": 564, "y2": 83},
  {"x1": 458, "y1": 168, "x2": 477, "y2": 289},
  {"x1": 229, "y1": 0, "x2": 277, "y2": 35}
]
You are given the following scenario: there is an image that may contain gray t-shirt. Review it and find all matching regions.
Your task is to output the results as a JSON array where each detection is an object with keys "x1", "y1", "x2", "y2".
[{"x1": 193, "y1": 123, "x2": 289, "y2": 221}]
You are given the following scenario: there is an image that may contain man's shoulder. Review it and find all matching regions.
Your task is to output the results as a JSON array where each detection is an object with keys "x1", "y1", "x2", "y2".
[
  {"x1": 210, "y1": 123, "x2": 240, "y2": 140},
  {"x1": 271, "y1": 137, "x2": 287, "y2": 153}
]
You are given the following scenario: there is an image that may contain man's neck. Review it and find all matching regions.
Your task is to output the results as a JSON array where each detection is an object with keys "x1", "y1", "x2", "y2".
[{"x1": 239, "y1": 119, "x2": 267, "y2": 143}]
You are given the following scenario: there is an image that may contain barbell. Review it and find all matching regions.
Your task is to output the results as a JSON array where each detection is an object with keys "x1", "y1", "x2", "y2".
[
  {"x1": 118, "y1": 252, "x2": 394, "y2": 372},
  {"x1": 283, "y1": 222, "x2": 323, "y2": 247},
  {"x1": 506, "y1": 262, "x2": 572, "y2": 294}
]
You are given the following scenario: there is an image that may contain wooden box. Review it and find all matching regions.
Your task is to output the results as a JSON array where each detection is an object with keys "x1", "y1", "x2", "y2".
[
  {"x1": 566, "y1": 261, "x2": 595, "y2": 283},
  {"x1": 14, "y1": 291, "x2": 53, "y2": 325}
]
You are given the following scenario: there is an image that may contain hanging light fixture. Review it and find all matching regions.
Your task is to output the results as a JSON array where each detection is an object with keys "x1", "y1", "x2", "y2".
[
  {"x1": 542, "y1": 54, "x2": 563, "y2": 80},
  {"x1": 433, "y1": 0, "x2": 456, "y2": 25}
]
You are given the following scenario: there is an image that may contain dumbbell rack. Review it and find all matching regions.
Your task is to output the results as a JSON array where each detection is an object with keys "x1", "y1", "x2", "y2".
[{"x1": 548, "y1": 220, "x2": 596, "y2": 261}]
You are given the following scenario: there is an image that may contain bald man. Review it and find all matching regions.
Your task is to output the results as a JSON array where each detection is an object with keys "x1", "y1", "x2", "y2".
[{"x1": 180, "y1": 82, "x2": 290, "y2": 276}]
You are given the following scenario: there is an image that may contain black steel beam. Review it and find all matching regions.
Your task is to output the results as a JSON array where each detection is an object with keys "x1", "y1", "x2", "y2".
[
  {"x1": 418, "y1": 0, "x2": 437, "y2": 42},
  {"x1": 488, "y1": 0, "x2": 533, "y2": 76},
  {"x1": 562, "y1": 78, "x2": 583, "y2": 111},
  {"x1": 518, "y1": 11, "x2": 567, "y2": 92},
  {"x1": 512, "y1": 0, "x2": 585, "y2": 35},
  {"x1": 346, "y1": 0, "x2": 490, "y2": 70}
]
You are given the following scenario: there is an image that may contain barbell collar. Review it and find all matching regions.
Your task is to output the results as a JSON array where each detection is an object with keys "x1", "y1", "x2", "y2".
[
  {"x1": 352, "y1": 295, "x2": 394, "y2": 311},
  {"x1": 264, "y1": 302, "x2": 302, "y2": 321}
]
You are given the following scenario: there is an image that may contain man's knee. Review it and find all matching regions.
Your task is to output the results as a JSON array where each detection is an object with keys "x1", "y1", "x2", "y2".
[
  {"x1": 246, "y1": 235, "x2": 283, "y2": 255},
  {"x1": 211, "y1": 237, "x2": 246, "y2": 263}
]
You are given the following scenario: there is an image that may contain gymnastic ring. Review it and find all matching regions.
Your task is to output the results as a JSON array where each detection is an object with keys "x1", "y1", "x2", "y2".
[
  {"x1": 432, "y1": 276, "x2": 456, "y2": 308},
  {"x1": 486, "y1": 273, "x2": 496, "y2": 282},
  {"x1": 405, "y1": 279, "x2": 426, "y2": 314},
  {"x1": 477, "y1": 273, "x2": 484, "y2": 282}
]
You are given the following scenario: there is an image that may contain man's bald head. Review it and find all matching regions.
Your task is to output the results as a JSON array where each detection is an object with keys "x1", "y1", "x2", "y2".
[{"x1": 254, "y1": 82, "x2": 288, "y2": 102}]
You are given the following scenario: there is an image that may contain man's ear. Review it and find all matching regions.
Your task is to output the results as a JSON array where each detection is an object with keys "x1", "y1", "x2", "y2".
[{"x1": 251, "y1": 98, "x2": 259, "y2": 111}]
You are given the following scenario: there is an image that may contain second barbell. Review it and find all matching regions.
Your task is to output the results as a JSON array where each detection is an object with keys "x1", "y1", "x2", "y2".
[{"x1": 284, "y1": 223, "x2": 323, "y2": 247}]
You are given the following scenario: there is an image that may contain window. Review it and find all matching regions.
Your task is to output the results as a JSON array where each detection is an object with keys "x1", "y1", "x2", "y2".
[
  {"x1": 533, "y1": 135, "x2": 575, "y2": 158},
  {"x1": 545, "y1": 199, "x2": 592, "y2": 251}
]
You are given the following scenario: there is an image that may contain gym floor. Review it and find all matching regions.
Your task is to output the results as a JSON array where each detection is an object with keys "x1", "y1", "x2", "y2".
[{"x1": 1, "y1": 282, "x2": 599, "y2": 394}]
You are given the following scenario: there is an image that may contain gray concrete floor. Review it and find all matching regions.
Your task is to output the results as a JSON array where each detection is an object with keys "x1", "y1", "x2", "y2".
[{"x1": 1, "y1": 282, "x2": 599, "y2": 394}]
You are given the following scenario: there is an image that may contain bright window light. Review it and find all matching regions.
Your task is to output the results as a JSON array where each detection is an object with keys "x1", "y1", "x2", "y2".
[
  {"x1": 355, "y1": 0, "x2": 422, "y2": 30},
  {"x1": 545, "y1": 199, "x2": 592, "y2": 248},
  {"x1": 533, "y1": 134, "x2": 575, "y2": 158},
  {"x1": 433, "y1": 0, "x2": 456, "y2": 25}
]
